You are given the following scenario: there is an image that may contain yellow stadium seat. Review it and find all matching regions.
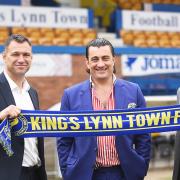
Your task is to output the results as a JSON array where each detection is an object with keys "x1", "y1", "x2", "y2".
[
  {"x1": 38, "y1": 37, "x2": 53, "y2": 46},
  {"x1": 12, "y1": 27, "x2": 27, "y2": 36},
  {"x1": 171, "y1": 39, "x2": 180, "y2": 48},
  {"x1": 0, "y1": 27, "x2": 9, "y2": 32},
  {"x1": 146, "y1": 38, "x2": 159, "y2": 47},
  {"x1": 52, "y1": 37, "x2": 68, "y2": 46},
  {"x1": 28, "y1": 31, "x2": 41, "y2": 39},
  {"x1": 26, "y1": 27, "x2": 39, "y2": 34},
  {"x1": 120, "y1": 29, "x2": 128, "y2": 37},
  {"x1": 159, "y1": 38, "x2": 171, "y2": 47},
  {"x1": 118, "y1": 1, "x2": 133, "y2": 9},
  {"x1": 82, "y1": 37, "x2": 94, "y2": 45},
  {"x1": 54, "y1": 28, "x2": 67, "y2": 36},
  {"x1": 156, "y1": 31, "x2": 169, "y2": 39},
  {"x1": 120, "y1": 30, "x2": 134, "y2": 45},
  {"x1": 45, "y1": 31, "x2": 55, "y2": 38},
  {"x1": 131, "y1": 3, "x2": 142, "y2": 10},
  {"x1": 0, "y1": 31, "x2": 8, "y2": 37},
  {"x1": 133, "y1": 38, "x2": 147, "y2": 47},
  {"x1": 144, "y1": 31, "x2": 157, "y2": 38},
  {"x1": 68, "y1": 37, "x2": 83, "y2": 46},
  {"x1": 85, "y1": 33, "x2": 96, "y2": 40},
  {"x1": 40, "y1": 28, "x2": 53, "y2": 34},
  {"x1": 58, "y1": 32, "x2": 70, "y2": 39},
  {"x1": 68, "y1": 29, "x2": 83, "y2": 39},
  {"x1": 133, "y1": 31, "x2": 146, "y2": 39},
  {"x1": 28, "y1": 37, "x2": 39, "y2": 45},
  {"x1": 168, "y1": 32, "x2": 180, "y2": 39}
]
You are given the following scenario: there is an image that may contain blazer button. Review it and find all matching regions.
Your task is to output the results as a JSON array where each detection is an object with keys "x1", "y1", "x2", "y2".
[{"x1": 94, "y1": 147, "x2": 97, "y2": 152}]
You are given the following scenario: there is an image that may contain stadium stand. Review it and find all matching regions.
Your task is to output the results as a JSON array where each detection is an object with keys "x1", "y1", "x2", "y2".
[
  {"x1": 116, "y1": 0, "x2": 180, "y2": 10},
  {"x1": 119, "y1": 30, "x2": 180, "y2": 48},
  {"x1": 2, "y1": 27, "x2": 97, "y2": 46}
]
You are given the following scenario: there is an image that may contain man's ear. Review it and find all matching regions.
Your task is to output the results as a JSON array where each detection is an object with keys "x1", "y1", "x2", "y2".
[
  {"x1": 2, "y1": 51, "x2": 6, "y2": 60},
  {"x1": 85, "y1": 58, "x2": 89, "y2": 68},
  {"x1": 113, "y1": 56, "x2": 115, "y2": 61},
  {"x1": 85, "y1": 58, "x2": 90, "y2": 73}
]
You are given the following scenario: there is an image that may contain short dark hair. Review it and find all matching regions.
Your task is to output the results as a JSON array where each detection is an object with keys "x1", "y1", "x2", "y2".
[
  {"x1": 4, "y1": 34, "x2": 32, "y2": 49},
  {"x1": 85, "y1": 38, "x2": 115, "y2": 59}
]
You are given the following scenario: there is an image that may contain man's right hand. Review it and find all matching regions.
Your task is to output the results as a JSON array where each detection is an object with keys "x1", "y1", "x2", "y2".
[{"x1": 0, "y1": 105, "x2": 20, "y2": 121}]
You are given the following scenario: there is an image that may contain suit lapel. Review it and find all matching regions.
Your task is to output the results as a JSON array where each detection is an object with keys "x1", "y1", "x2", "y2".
[
  {"x1": 80, "y1": 80, "x2": 93, "y2": 111},
  {"x1": 0, "y1": 73, "x2": 39, "y2": 110},
  {"x1": 80, "y1": 80, "x2": 96, "y2": 143},
  {"x1": 0, "y1": 73, "x2": 16, "y2": 106},
  {"x1": 80, "y1": 79, "x2": 127, "y2": 110},
  {"x1": 29, "y1": 88, "x2": 39, "y2": 110},
  {"x1": 114, "y1": 79, "x2": 126, "y2": 110}
]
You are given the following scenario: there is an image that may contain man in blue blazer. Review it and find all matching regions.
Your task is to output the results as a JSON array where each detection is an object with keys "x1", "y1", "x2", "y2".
[
  {"x1": 57, "y1": 38, "x2": 151, "y2": 180},
  {"x1": 0, "y1": 34, "x2": 47, "y2": 180}
]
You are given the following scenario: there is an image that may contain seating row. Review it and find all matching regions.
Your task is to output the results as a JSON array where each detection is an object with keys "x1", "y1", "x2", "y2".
[
  {"x1": 120, "y1": 29, "x2": 180, "y2": 48},
  {"x1": 116, "y1": 0, "x2": 180, "y2": 10},
  {"x1": 0, "y1": 27, "x2": 97, "y2": 46}
]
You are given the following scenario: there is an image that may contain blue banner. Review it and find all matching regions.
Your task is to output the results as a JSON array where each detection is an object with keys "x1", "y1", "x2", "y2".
[{"x1": 1, "y1": 104, "x2": 180, "y2": 156}]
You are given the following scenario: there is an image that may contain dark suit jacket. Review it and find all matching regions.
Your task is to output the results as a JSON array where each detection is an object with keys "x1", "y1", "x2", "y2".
[
  {"x1": 0, "y1": 73, "x2": 47, "y2": 180},
  {"x1": 57, "y1": 79, "x2": 151, "y2": 180},
  {"x1": 173, "y1": 131, "x2": 180, "y2": 180}
]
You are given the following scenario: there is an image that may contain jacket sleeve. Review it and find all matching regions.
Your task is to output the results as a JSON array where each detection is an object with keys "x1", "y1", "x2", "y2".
[
  {"x1": 118, "y1": 85, "x2": 151, "y2": 179},
  {"x1": 173, "y1": 131, "x2": 180, "y2": 180},
  {"x1": 133, "y1": 85, "x2": 151, "y2": 176},
  {"x1": 56, "y1": 91, "x2": 74, "y2": 175}
]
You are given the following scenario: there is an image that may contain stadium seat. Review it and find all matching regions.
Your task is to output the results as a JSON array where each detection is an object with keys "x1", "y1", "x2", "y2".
[
  {"x1": 52, "y1": 37, "x2": 68, "y2": 46},
  {"x1": 134, "y1": 38, "x2": 147, "y2": 47},
  {"x1": 26, "y1": 27, "x2": 40, "y2": 34},
  {"x1": 68, "y1": 37, "x2": 82, "y2": 46},
  {"x1": 12, "y1": 27, "x2": 28, "y2": 36},
  {"x1": 0, "y1": 27, "x2": 9, "y2": 44},
  {"x1": 38, "y1": 37, "x2": 53, "y2": 46}
]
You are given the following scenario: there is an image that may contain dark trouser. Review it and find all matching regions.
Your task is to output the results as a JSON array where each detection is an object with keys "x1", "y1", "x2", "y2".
[
  {"x1": 92, "y1": 166, "x2": 125, "y2": 180},
  {"x1": 20, "y1": 166, "x2": 41, "y2": 180}
]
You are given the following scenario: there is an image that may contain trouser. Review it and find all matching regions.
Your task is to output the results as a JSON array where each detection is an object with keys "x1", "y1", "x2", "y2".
[
  {"x1": 20, "y1": 166, "x2": 41, "y2": 180},
  {"x1": 92, "y1": 165, "x2": 125, "y2": 180}
]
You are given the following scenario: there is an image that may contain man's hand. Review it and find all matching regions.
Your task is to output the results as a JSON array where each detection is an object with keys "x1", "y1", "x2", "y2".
[{"x1": 0, "y1": 105, "x2": 21, "y2": 121}]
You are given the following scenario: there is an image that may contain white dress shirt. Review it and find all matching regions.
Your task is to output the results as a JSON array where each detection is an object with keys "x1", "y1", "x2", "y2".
[{"x1": 4, "y1": 71, "x2": 41, "y2": 167}]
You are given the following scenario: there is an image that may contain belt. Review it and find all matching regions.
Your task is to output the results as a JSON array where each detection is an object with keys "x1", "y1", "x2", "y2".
[
  {"x1": 95, "y1": 165, "x2": 121, "y2": 170},
  {"x1": 22, "y1": 165, "x2": 39, "y2": 172}
]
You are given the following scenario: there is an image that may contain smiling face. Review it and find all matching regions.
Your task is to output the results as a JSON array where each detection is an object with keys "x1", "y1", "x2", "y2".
[
  {"x1": 2, "y1": 40, "x2": 32, "y2": 79},
  {"x1": 86, "y1": 45, "x2": 115, "y2": 82}
]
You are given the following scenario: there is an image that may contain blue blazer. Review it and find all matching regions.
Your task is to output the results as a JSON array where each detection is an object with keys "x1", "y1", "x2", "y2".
[{"x1": 57, "y1": 79, "x2": 151, "y2": 180}]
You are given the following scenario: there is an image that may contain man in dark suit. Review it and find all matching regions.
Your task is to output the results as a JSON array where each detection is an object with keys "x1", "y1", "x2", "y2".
[
  {"x1": 173, "y1": 88, "x2": 180, "y2": 180},
  {"x1": 0, "y1": 34, "x2": 47, "y2": 180},
  {"x1": 57, "y1": 38, "x2": 151, "y2": 180}
]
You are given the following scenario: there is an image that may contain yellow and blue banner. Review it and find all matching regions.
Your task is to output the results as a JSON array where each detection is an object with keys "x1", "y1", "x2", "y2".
[{"x1": 1, "y1": 104, "x2": 180, "y2": 156}]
